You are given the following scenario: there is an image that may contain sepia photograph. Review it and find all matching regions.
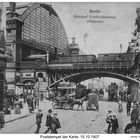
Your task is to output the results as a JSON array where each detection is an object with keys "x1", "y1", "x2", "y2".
[{"x1": 0, "y1": 1, "x2": 140, "y2": 135}]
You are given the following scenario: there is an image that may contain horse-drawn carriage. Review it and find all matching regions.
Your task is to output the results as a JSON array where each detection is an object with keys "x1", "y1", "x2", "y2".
[
  {"x1": 86, "y1": 92, "x2": 99, "y2": 111},
  {"x1": 52, "y1": 94, "x2": 87, "y2": 111},
  {"x1": 52, "y1": 86, "x2": 99, "y2": 111},
  {"x1": 52, "y1": 82, "x2": 76, "y2": 110},
  {"x1": 52, "y1": 94, "x2": 75, "y2": 110}
]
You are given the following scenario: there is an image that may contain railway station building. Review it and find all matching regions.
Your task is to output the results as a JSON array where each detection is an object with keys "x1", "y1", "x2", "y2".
[{"x1": 5, "y1": 2, "x2": 70, "y2": 95}]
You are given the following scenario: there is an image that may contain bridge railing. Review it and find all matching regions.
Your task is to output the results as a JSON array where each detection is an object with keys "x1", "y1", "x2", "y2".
[
  {"x1": 49, "y1": 60, "x2": 133, "y2": 69},
  {"x1": 20, "y1": 61, "x2": 47, "y2": 69},
  {"x1": 19, "y1": 60, "x2": 133, "y2": 70},
  {"x1": 96, "y1": 60, "x2": 133, "y2": 68}
]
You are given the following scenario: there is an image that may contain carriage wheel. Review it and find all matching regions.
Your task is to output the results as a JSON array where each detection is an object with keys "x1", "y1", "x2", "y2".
[
  {"x1": 52, "y1": 101, "x2": 57, "y2": 109},
  {"x1": 70, "y1": 104, "x2": 74, "y2": 110},
  {"x1": 68, "y1": 103, "x2": 74, "y2": 110},
  {"x1": 62, "y1": 103, "x2": 68, "y2": 109}
]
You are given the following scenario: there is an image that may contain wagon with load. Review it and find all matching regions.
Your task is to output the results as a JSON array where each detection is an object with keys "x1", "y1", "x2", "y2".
[
  {"x1": 86, "y1": 92, "x2": 99, "y2": 111},
  {"x1": 52, "y1": 95, "x2": 74, "y2": 110}
]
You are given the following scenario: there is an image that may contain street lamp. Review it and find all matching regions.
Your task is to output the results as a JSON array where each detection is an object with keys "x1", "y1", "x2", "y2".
[{"x1": 46, "y1": 51, "x2": 49, "y2": 63}]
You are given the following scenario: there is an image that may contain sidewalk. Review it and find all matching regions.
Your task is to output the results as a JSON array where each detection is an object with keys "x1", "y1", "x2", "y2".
[{"x1": 5, "y1": 100, "x2": 51, "y2": 123}]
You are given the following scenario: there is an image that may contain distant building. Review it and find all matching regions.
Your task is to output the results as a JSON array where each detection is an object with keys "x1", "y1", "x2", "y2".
[
  {"x1": 127, "y1": 8, "x2": 140, "y2": 53},
  {"x1": 69, "y1": 37, "x2": 80, "y2": 56}
]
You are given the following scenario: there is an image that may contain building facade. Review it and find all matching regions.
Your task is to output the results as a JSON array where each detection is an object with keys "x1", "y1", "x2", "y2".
[
  {"x1": 0, "y1": 3, "x2": 12, "y2": 111},
  {"x1": 69, "y1": 37, "x2": 80, "y2": 56},
  {"x1": 5, "y1": 2, "x2": 70, "y2": 95}
]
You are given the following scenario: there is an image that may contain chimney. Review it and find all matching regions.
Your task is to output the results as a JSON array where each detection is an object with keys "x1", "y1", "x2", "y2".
[
  {"x1": 72, "y1": 37, "x2": 76, "y2": 44},
  {"x1": 9, "y1": 2, "x2": 16, "y2": 12}
]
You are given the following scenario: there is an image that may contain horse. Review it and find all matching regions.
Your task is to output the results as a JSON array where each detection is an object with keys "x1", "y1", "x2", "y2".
[{"x1": 73, "y1": 96, "x2": 87, "y2": 111}]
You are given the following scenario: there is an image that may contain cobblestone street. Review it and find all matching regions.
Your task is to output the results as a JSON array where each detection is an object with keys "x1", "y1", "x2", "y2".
[{"x1": 0, "y1": 92, "x2": 130, "y2": 134}]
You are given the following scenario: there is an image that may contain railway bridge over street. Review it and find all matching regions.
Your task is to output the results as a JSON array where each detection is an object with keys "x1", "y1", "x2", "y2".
[{"x1": 19, "y1": 52, "x2": 140, "y2": 102}]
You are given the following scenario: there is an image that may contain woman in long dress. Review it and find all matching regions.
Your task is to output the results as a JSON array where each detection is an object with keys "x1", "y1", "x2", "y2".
[{"x1": 14, "y1": 99, "x2": 21, "y2": 114}]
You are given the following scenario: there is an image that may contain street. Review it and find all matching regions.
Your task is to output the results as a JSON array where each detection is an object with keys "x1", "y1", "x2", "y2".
[{"x1": 0, "y1": 92, "x2": 130, "y2": 134}]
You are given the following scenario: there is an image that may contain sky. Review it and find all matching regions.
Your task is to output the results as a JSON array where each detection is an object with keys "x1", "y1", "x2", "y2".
[
  {"x1": 50, "y1": 2, "x2": 139, "y2": 84},
  {"x1": 2, "y1": 2, "x2": 140, "y2": 55},
  {"x1": 49, "y1": 2, "x2": 140, "y2": 55}
]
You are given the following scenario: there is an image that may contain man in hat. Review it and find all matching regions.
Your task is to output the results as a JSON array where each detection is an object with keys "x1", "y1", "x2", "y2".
[
  {"x1": 51, "y1": 112, "x2": 61, "y2": 134},
  {"x1": 112, "y1": 114, "x2": 119, "y2": 133},
  {"x1": 130, "y1": 123, "x2": 137, "y2": 134},
  {"x1": 126, "y1": 95, "x2": 132, "y2": 116},
  {"x1": 35, "y1": 109, "x2": 43, "y2": 134},
  {"x1": 136, "y1": 121, "x2": 140, "y2": 133},
  {"x1": 124, "y1": 122, "x2": 132, "y2": 134},
  {"x1": 105, "y1": 110, "x2": 113, "y2": 133},
  {"x1": 0, "y1": 111, "x2": 4, "y2": 129},
  {"x1": 131, "y1": 103, "x2": 139, "y2": 124},
  {"x1": 118, "y1": 99, "x2": 123, "y2": 112},
  {"x1": 44, "y1": 109, "x2": 52, "y2": 133}
]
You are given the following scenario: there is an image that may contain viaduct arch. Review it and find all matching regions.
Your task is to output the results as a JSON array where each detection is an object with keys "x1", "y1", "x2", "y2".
[{"x1": 48, "y1": 71, "x2": 140, "y2": 102}]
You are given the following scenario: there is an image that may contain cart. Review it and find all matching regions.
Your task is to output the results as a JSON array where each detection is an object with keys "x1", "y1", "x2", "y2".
[
  {"x1": 52, "y1": 95, "x2": 74, "y2": 110},
  {"x1": 86, "y1": 92, "x2": 99, "y2": 111}
]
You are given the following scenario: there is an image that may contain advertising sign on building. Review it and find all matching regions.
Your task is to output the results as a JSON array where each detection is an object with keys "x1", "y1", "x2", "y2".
[
  {"x1": 39, "y1": 82, "x2": 47, "y2": 92},
  {"x1": 7, "y1": 84, "x2": 15, "y2": 90},
  {"x1": 23, "y1": 72, "x2": 34, "y2": 78},
  {"x1": 58, "y1": 82, "x2": 76, "y2": 89},
  {"x1": 16, "y1": 86, "x2": 23, "y2": 95}
]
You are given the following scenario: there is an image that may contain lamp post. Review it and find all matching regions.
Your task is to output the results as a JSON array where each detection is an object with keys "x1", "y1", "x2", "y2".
[
  {"x1": 120, "y1": 44, "x2": 123, "y2": 67},
  {"x1": 46, "y1": 51, "x2": 49, "y2": 63}
]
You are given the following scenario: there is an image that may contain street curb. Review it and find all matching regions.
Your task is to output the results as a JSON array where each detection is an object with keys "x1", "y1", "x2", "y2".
[
  {"x1": 5, "y1": 109, "x2": 45, "y2": 123},
  {"x1": 5, "y1": 112, "x2": 36, "y2": 124}
]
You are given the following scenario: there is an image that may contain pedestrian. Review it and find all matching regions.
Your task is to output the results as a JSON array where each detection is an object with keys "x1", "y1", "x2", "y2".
[
  {"x1": 112, "y1": 114, "x2": 119, "y2": 133},
  {"x1": 119, "y1": 89, "x2": 124, "y2": 101},
  {"x1": 51, "y1": 113, "x2": 61, "y2": 134},
  {"x1": 44, "y1": 109, "x2": 52, "y2": 134},
  {"x1": 124, "y1": 122, "x2": 132, "y2": 134},
  {"x1": 126, "y1": 100, "x2": 131, "y2": 116},
  {"x1": 33, "y1": 97, "x2": 36, "y2": 109},
  {"x1": 27, "y1": 96, "x2": 34, "y2": 113},
  {"x1": 35, "y1": 109, "x2": 43, "y2": 134},
  {"x1": 131, "y1": 103, "x2": 139, "y2": 124},
  {"x1": 106, "y1": 115, "x2": 113, "y2": 133},
  {"x1": 0, "y1": 111, "x2": 4, "y2": 129},
  {"x1": 19, "y1": 96, "x2": 23, "y2": 109},
  {"x1": 130, "y1": 123, "x2": 137, "y2": 134},
  {"x1": 106, "y1": 109, "x2": 113, "y2": 118},
  {"x1": 105, "y1": 110, "x2": 113, "y2": 133},
  {"x1": 118, "y1": 100, "x2": 123, "y2": 112},
  {"x1": 31, "y1": 96, "x2": 34, "y2": 111},
  {"x1": 136, "y1": 121, "x2": 140, "y2": 133},
  {"x1": 40, "y1": 93, "x2": 44, "y2": 101},
  {"x1": 14, "y1": 99, "x2": 21, "y2": 114}
]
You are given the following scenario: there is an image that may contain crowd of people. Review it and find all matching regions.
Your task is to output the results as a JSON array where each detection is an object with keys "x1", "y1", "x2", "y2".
[
  {"x1": 4, "y1": 93, "x2": 41, "y2": 115},
  {"x1": 26, "y1": 95, "x2": 39, "y2": 113},
  {"x1": 35, "y1": 109, "x2": 61, "y2": 134},
  {"x1": 0, "y1": 93, "x2": 42, "y2": 130}
]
